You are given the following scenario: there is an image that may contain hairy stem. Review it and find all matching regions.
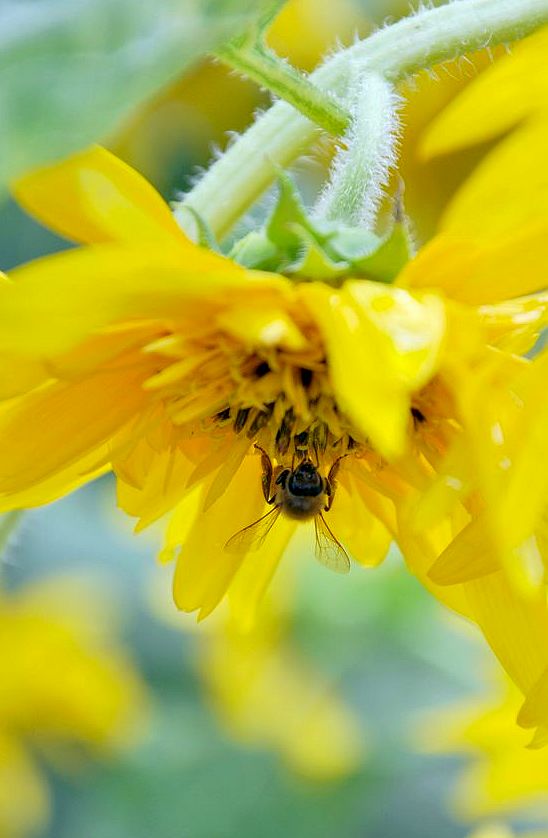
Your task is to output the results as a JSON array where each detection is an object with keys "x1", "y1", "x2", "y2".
[
  {"x1": 218, "y1": 41, "x2": 350, "y2": 135},
  {"x1": 315, "y1": 73, "x2": 401, "y2": 226},
  {"x1": 176, "y1": 0, "x2": 548, "y2": 240}
]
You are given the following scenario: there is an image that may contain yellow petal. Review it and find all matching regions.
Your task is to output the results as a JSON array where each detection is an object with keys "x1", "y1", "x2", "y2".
[
  {"x1": 12, "y1": 145, "x2": 185, "y2": 245},
  {"x1": 300, "y1": 282, "x2": 445, "y2": 459},
  {"x1": 452, "y1": 350, "x2": 548, "y2": 593},
  {"x1": 398, "y1": 229, "x2": 548, "y2": 304},
  {"x1": 526, "y1": 723, "x2": 548, "y2": 749},
  {"x1": 478, "y1": 293, "x2": 548, "y2": 356},
  {"x1": 202, "y1": 436, "x2": 252, "y2": 512},
  {"x1": 0, "y1": 731, "x2": 49, "y2": 838},
  {"x1": 496, "y1": 351, "x2": 548, "y2": 558},
  {"x1": 411, "y1": 435, "x2": 472, "y2": 532},
  {"x1": 0, "y1": 273, "x2": 49, "y2": 395},
  {"x1": 465, "y1": 573, "x2": 548, "y2": 709},
  {"x1": 217, "y1": 305, "x2": 307, "y2": 351},
  {"x1": 172, "y1": 456, "x2": 266, "y2": 619},
  {"x1": 158, "y1": 483, "x2": 203, "y2": 564},
  {"x1": 327, "y1": 474, "x2": 391, "y2": 568},
  {"x1": 52, "y1": 321, "x2": 163, "y2": 380},
  {"x1": 421, "y1": 27, "x2": 548, "y2": 158},
  {"x1": 0, "y1": 450, "x2": 110, "y2": 513},
  {"x1": 440, "y1": 117, "x2": 548, "y2": 237},
  {"x1": 0, "y1": 353, "x2": 49, "y2": 398},
  {"x1": 347, "y1": 461, "x2": 399, "y2": 537},
  {"x1": 0, "y1": 244, "x2": 279, "y2": 358},
  {"x1": 518, "y1": 666, "x2": 548, "y2": 730},
  {"x1": 344, "y1": 281, "x2": 446, "y2": 390},
  {"x1": 466, "y1": 827, "x2": 515, "y2": 838},
  {"x1": 0, "y1": 363, "x2": 148, "y2": 495},
  {"x1": 396, "y1": 513, "x2": 471, "y2": 617},
  {"x1": 428, "y1": 515, "x2": 499, "y2": 585},
  {"x1": 118, "y1": 444, "x2": 197, "y2": 531},
  {"x1": 229, "y1": 515, "x2": 297, "y2": 631}
]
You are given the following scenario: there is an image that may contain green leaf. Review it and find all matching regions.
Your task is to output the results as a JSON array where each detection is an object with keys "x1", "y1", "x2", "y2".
[{"x1": 0, "y1": 0, "x2": 287, "y2": 192}]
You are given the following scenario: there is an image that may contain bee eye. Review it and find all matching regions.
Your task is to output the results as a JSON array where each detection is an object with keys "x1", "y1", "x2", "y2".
[{"x1": 276, "y1": 469, "x2": 290, "y2": 487}]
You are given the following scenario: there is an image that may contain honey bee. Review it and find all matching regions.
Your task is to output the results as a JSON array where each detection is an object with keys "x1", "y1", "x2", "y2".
[{"x1": 225, "y1": 445, "x2": 350, "y2": 573}]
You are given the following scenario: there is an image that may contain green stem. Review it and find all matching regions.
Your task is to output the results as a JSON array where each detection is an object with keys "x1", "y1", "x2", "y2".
[
  {"x1": 218, "y1": 41, "x2": 350, "y2": 136},
  {"x1": 176, "y1": 0, "x2": 548, "y2": 240},
  {"x1": 315, "y1": 72, "x2": 400, "y2": 226}
]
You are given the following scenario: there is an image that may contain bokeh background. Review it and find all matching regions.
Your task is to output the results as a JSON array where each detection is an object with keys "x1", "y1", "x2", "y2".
[{"x1": 1, "y1": 1, "x2": 546, "y2": 836}]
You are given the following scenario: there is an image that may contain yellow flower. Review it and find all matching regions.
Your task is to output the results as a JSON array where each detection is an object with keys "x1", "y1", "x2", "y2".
[
  {"x1": 467, "y1": 827, "x2": 548, "y2": 838},
  {"x1": 161, "y1": 553, "x2": 365, "y2": 781},
  {"x1": 0, "y1": 574, "x2": 147, "y2": 838},
  {"x1": 417, "y1": 672, "x2": 548, "y2": 825},
  {"x1": 200, "y1": 606, "x2": 364, "y2": 781},
  {"x1": 267, "y1": 0, "x2": 367, "y2": 72},
  {"x1": 0, "y1": 146, "x2": 547, "y2": 738}
]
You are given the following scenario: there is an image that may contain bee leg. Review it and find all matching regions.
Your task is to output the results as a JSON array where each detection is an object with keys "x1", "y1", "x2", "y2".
[
  {"x1": 324, "y1": 455, "x2": 348, "y2": 511},
  {"x1": 254, "y1": 444, "x2": 274, "y2": 504},
  {"x1": 275, "y1": 468, "x2": 290, "y2": 489},
  {"x1": 324, "y1": 479, "x2": 333, "y2": 512}
]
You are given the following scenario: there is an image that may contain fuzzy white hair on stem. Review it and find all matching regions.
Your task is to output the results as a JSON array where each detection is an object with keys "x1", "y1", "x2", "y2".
[{"x1": 315, "y1": 72, "x2": 402, "y2": 229}]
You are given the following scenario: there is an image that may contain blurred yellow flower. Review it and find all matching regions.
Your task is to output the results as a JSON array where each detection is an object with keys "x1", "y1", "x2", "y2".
[
  {"x1": 467, "y1": 827, "x2": 548, "y2": 838},
  {"x1": 0, "y1": 574, "x2": 147, "y2": 838},
  {"x1": 417, "y1": 673, "x2": 548, "y2": 827},
  {"x1": 267, "y1": 0, "x2": 367, "y2": 72},
  {"x1": 163, "y1": 551, "x2": 366, "y2": 782},
  {"x1": 0, "y1": 145, "x2": 547, "y2": 739},
  {"x1": 201, "y1": 608, "x2": 364, "y2": 781}
]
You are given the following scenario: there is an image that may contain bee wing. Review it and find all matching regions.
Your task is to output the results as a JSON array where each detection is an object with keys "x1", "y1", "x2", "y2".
[
  {"x1": 224, "y1": 505, "x2": 282, "y2": 554},
  {"x1": 314, "y1": 513, "x2": 351, "y2": 574}
]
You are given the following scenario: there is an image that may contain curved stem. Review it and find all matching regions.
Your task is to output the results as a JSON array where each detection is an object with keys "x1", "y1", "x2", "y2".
[
  {"x1": 176, "y1": 0, "x2": 548, "y2": 240},
  {"x1": 315, "y1": 73, "x2": 401, "y2": 226},
  {"x1": 218, "y1": 41, "x2": 350, "y2": 135}
]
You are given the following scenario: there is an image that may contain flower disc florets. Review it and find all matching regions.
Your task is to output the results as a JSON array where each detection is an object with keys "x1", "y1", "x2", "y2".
[{"x1": 144, "y1": 300, "x2": 358, "y2": 471}]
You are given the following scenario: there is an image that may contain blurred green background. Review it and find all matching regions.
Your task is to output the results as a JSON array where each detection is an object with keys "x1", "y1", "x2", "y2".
[
  {"x1": 3, "y1": 477, "x2": 489, "y2": 838},
  {"x1": 0, "y1": 1, "x2": 531, "y2": 836}
]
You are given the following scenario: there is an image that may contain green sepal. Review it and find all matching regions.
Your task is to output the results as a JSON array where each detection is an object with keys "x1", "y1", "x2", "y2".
[
  {"x1": 324, "y1": 227, "x2": 382, "y2": 262},
  {"x1": 265, "y1": 171, "x2": 318, "y2": 255},
  {"x1": 228, "y1": 230, "x2": 280, "y2": 270},
  {"x1": 228, "y1": 174, "x2": 414, "y2": 284},
  {"x1": 349, "y1": 220, "x2": 414, "y2": 284},
  {"x1": 176, "y1": 205, "x2": 221, "y2": 252},
  {"x1": 285, "y1": 225, "x2": 348, "y2": 282}
]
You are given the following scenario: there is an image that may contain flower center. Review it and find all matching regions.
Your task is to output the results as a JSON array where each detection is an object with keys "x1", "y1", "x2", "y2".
[{"x1": 143, "y1": 323, "x2": 362, "y2": 469}]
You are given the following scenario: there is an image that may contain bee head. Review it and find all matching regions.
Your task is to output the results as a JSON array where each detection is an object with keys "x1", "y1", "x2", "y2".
[{"x1": 288, "y1": 461, "x2": 323, "y2": 496}]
